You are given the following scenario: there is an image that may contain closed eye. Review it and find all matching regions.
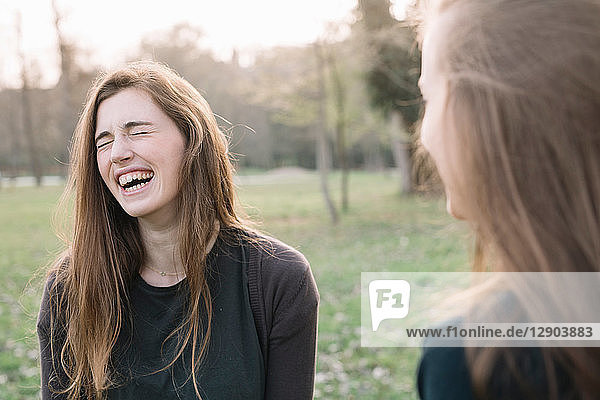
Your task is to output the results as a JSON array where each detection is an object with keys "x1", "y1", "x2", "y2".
[
  {"x1": 96, "y1": 139, "x2": 113, "y2": 150},
  {"x1": 95, "y1": 130, "x2": 113, "y2": 150},
  {"x1": 130, "y1": 131, "x2": 149, "y2": 136}
]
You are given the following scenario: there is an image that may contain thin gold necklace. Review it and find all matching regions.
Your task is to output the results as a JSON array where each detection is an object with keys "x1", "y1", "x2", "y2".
[{"x1": 144, "y1": 265, "x2": 182, "y2": 277}]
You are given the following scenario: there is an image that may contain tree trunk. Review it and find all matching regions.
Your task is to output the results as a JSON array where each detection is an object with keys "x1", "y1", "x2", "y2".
[
  {"x1": 16, "y1": 12, "x2": 43, "y2": 186},
  {"x1": 7, "y1": 95, "x2": 21, "y2": 183},
  {"x1": 53, "y1": 0, "x2": 76, "y2": 177},
  {"x1": 314, "y1": 43, "x2": 338, "y2": 224},
  {"x1": 327, "y1": 51, "x2": 350, "y2": 212},
  {"x1": 20, "y1": 81, "x2": 42, "y2": 186},
  {"x1": 389, "y1": 110, "x2": 411, "y2": 194}
]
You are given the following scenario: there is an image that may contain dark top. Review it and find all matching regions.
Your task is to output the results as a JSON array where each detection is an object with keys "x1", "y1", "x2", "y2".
[
  {"x1": 417, "y1": 346, "x2": 475, "y2": 400},
  {"x1": 107, "y1": 236, "x2": 264, "y2": 399},
  {"x1": 416, "y1": 315, "x2": 476, "y2": 399},
  {"x1": 37, "y1": 232, "x2": 319, "y2": 400},
  {"x1": 418, "y1": 332, "x2": 578, "y2": 399},
  {"x1": 417, "y1": 289, "x2": 584, "y2": 400}
]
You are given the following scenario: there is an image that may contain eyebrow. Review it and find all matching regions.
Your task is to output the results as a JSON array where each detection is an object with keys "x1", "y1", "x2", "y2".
[
  {"x1": 122, "y1": 120, "x2": 153, "y2": 130},
  {"x1": 94, "y1": 120, "x2": 154, "y2": 144}
]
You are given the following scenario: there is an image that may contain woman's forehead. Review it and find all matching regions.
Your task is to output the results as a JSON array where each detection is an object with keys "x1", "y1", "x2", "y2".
[
  {"x1": 420, "y1": 28, "x2": 444, "y2": 95},
  {"x1": 420, "y1": 6, "x2": 463, "y2": 87},
  {"x1": 96, "y1": 89, "x2": 164, "y2": 129}
]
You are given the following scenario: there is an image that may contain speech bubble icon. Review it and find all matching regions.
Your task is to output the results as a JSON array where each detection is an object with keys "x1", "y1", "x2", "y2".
[{"x1": 369, "y1": 280, "x2": 411, "y2": 331}]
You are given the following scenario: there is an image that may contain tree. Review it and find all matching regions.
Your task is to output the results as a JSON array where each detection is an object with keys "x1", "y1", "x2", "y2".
[
  {"x1": 16, "y1": 12, "x2": 43, "y2": 186},
  {"x1": 137, "y1": 24, "x2": 274, "y2": 169},
  {"x1": 356, "y1": 0, "x2": 422, "y2": 194},
  {"x1": 52, "y1": 0, "x2": 80, "y2": 175},
  {"x1": 244, "y1": 45, "x2": 320, "y2": 168},
  {"x1": 327, "y1": 50, "x2": 349, "y2": 211},
  {"x1": 315, "y1": 42, "x2": 339, "y2": 224}
]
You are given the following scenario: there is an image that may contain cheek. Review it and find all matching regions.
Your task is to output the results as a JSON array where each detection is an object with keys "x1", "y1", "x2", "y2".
[
  {"x1": 421, "y1": 111, "x2": 459, "y2": 196},
  {"x1": 96, "y1": 151, "x2": 112, "y2": 185},
  {"x1": 420, "y1": 117, "x2": 432, "y2": 151},
  {"x1": 420, "y1": 113, "x2": 435, "y2": 164},
  {"x1": 168, "y1": 141, "x2": 187, "y2": 174},
  {"x1": 420, "y1": 112, "x2": 445, "y2": 169}
]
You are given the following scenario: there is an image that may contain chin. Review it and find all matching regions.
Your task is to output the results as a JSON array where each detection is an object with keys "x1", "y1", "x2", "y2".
[
  {"x1": 119, "y1": 206, "x2": 144, "y2": 218},
  {"x1": 122, "y1": 203, "x2": 160, "y2": 218},
  {"x1": 123, "y1": 209, "x2": 142, "y2": 218},
  {"x1": 114, "y1": 197, "x2": 152, "y2": 218}
]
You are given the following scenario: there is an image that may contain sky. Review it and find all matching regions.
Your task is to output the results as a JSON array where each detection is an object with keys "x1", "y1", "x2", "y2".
[{"x1": 0, "y1": 0, "x2": 411, "y2": 88}]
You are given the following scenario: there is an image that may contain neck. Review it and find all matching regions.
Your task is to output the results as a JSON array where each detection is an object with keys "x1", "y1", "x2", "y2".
[
  {"x1": 138, "y1": 217, "x2": 184, "y2": 276},
  {"x1": 136, "y1": 217, "x2": 221, "y2": 287}
]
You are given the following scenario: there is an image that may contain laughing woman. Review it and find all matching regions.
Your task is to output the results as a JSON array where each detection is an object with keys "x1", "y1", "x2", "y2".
[{"x1": 37, "y1": 61, "x2": 319, "y2": 400}]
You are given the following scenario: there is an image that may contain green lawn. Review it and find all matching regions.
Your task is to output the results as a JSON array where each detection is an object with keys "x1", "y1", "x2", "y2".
[{"x1": 0, "y1": 171, "x2": 470, "y2": 399}]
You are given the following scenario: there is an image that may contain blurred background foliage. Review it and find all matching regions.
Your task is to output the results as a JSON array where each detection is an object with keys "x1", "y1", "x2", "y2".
[{"x1": 0, "y1": 0, "x2": 435, "y2": 197}]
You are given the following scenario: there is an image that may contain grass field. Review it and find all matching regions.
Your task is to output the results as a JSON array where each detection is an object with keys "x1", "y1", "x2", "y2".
[{"x1": 0, "y1": 171, "x2": 471, "y2": 399}]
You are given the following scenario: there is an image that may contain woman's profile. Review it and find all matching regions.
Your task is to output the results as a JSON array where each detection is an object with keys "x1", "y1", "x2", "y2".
[
  {"x1": 415, "y1": 0, "x2": 600, "y2": 399},
  {"x1": 37, "y1": 61, "x2": 319, "y2": 399}
]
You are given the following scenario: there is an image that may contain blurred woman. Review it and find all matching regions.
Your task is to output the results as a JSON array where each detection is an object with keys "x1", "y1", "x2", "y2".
[
  {"x1": 416, "y1": 0, "x2": 600, "y2": 398},
  {"x1": 37, "y1": 61, "x2": 319, "y2": 400}
]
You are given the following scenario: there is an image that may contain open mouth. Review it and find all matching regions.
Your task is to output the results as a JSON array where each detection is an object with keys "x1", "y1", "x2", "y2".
[{"x1": 118, "y1": 171, "x2": 154, "y2": 192}]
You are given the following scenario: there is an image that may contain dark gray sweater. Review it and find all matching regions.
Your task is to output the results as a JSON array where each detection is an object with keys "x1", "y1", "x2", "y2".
[{"x1": 37, "y1": 231, "x2": 319, "y2": 400}]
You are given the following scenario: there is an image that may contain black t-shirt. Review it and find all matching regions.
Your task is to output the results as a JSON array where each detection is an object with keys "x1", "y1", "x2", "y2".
[{"x1": 108, "y1": 237, "x2": 265, "y2": 399}]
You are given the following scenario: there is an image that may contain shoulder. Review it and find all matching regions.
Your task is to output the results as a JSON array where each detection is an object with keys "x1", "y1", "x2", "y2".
[
  {"x1": 249, "y1": 233, "x2": 311, "y2": 278},
  {"x1": 37, "y1": 259, "x2": 69, "y2": 336},
  {"x1": 417, "y1": 317, "x2": 474, "y2": 399},
  {"x1": 417, "y1": 345, "x2": 475, "y2": 400},
  {"x1": 244, "y1": 232, "x2": 319, "y2": 315}
]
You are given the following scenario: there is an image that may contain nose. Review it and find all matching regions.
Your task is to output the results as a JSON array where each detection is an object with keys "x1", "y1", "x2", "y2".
[{"x1": 110, "y1": 135, "x2": 134, "y2": 164}]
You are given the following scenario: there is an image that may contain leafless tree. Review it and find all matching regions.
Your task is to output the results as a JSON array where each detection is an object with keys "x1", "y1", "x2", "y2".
[
  {"x1": 16, "y1": 12, "x2": 43, "y2": 186},
  {"x1": 314, "y1": 42, "x2": 338, "y2": 224},
  {"x1": 326, "y1": 48, "x2": 350, "y2": 211},
  {"x1": 52, "y1": 0, "x2": 78, "y2": 175}
]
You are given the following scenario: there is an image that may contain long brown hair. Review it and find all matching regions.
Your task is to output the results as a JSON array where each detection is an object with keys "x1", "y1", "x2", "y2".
[
  {"x1": 416, "y1": 0, "x2": 600, "y2": 398},
  {"x1": 48, "y1": 61, "x2": 247, "y2": 399}
]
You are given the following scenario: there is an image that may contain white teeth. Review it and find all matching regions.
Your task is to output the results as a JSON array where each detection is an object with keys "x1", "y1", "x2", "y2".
[
  {"x1": 123, "y1": 180, "x2": 151, "y2": 192},
  {"x1": 118, "y1": 171, "x2": 154, "y2": 187}
]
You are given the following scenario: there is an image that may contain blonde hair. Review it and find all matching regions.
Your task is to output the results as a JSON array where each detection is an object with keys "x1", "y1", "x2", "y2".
[
  {"x1": 417, "y1": 0, "x2": 600, "y2": 398},
  {"x1": 48, "y1": 61, "x2": 247, "y2": 399}
]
